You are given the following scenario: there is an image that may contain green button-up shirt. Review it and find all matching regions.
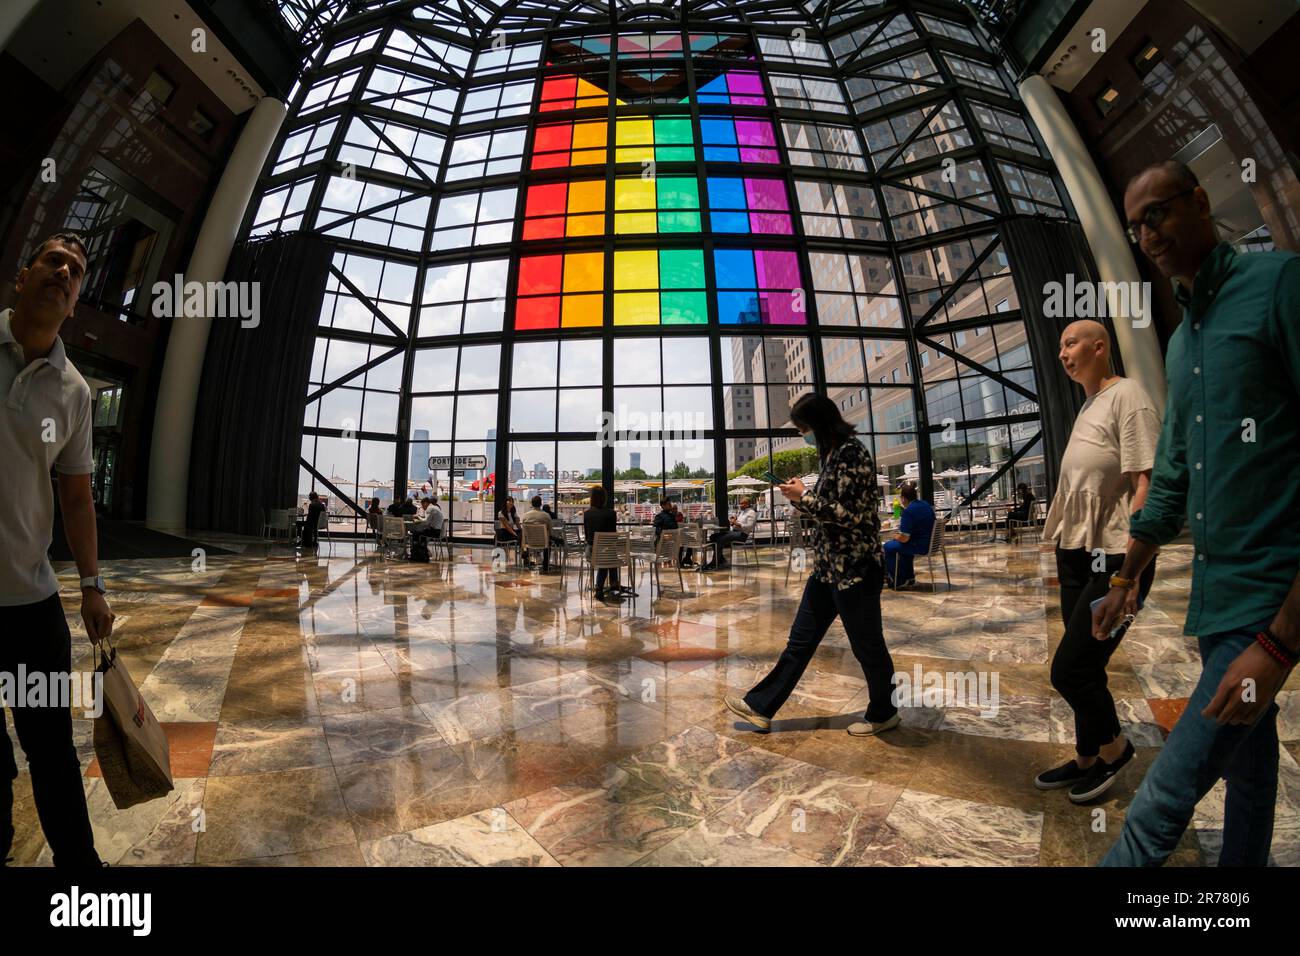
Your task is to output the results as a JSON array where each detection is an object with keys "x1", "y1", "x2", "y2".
[{"x1": 1130, "y1": 243, "x2": 1300, "y2": 636}]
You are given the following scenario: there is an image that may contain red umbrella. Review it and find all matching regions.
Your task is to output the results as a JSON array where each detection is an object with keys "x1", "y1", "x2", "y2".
[{"x1": 470, "y1": 473, "x2": 496, "y2": 491}]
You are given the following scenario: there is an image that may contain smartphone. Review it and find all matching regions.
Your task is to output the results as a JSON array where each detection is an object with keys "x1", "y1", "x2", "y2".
[
  {"x1": 1090, "y1": 595, "x2": 1142, "y2": 638},
  {"x1": 761, "y1": 470, "x2": 782, "y2": 485}
]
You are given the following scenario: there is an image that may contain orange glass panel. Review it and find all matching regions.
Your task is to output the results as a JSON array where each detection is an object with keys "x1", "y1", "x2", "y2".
[
  {"x1": 563, "y1": 252, "x2": 604, "y2": 293},
  {"x1": 561, "y1": 294, "x2": 603, "y2": 327}
]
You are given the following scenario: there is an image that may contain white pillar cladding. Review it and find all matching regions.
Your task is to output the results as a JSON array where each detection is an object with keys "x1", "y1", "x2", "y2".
[
  {"x1": 147, "y1": 95, "x2": 287, "y2": 531},
  {"x1": 0, "y1": 0, "x2": 41, "y2": 53},
  {"x1": 1018, "y1": 74, "x2": 1168, "y2": 412}
]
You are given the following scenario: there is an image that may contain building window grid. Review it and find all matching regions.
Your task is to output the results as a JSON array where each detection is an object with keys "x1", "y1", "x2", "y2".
[{"x1": 251, "y1": 7, "x2": 1058, "y2": 511}]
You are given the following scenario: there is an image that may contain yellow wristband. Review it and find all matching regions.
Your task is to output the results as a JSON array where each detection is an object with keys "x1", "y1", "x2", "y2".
[{"x1": 1109, "y1": 575, "x2": 1136, "y2": 590}]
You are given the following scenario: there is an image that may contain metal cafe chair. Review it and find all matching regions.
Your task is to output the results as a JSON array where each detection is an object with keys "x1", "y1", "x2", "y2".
[
  {"x1": 647, "y1": 527, "x2": 686, "y2": 597},
  {"x1": 677, "y1": 523, "x2": 705, "y2": 574},
  {"x1": 1008, "y1": 498, "x2": 1043, "y2": 543},
  {"x1": 588, "y1": 531, "x2": 631, "y2": 604},
  {"x1": 380, "y1": 516, "x2": 408, "y2": 561},
  {"x1": 785, "y1": 514, "x2": 808, "y2": 587},
  {"x1": 315, "y1": 508, "x2": 333, "y2": 555},
  {"x1": 520, "y1": 520, "x2": 552, "y2": 569},
  {"x1": 556, "y1": 523, "x2": 586, "y2": 583},
  {"x1": 896, "y1": 516, "x2": 952, "y2": 591}
]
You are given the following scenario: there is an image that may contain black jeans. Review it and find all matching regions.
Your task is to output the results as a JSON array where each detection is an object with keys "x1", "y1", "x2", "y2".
[
  {"x1": 708, "y1": 530, "x2": 747, "y2": 566},
  {"x1": 0, "y1": 593, "x2": 100, "y2": 866},
  {"x1": 1051, "y1": 547, "x2": 1156, "y2": 757},
  {"x1": 594, "y1": 567, "x2": 620, "y2": 592},
  {"x1": 745, "y1": 564, "x2": 897, "y2": 723}
]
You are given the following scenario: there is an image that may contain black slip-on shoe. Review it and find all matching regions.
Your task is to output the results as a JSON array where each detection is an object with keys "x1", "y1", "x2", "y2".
[
  {"x1": 1034, "y1": 758, "x2": 1090, "y2": 791},
  {"x1": 1068, "y1": 741, "x2": 1136, "y2": 804}
]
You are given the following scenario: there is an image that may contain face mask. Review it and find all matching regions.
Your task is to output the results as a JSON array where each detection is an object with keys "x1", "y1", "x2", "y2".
[{"x1": 802, "y1": 432, "x2": 817, "y2": 448}]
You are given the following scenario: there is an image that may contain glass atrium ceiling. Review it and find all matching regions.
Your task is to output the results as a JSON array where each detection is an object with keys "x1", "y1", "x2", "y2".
[{"x1": 248, "y1": 0, "x2": 1066, "y2": 537}]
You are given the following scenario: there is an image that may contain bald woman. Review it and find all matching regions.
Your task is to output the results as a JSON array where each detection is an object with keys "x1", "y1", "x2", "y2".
[{"x1": 1036, "y1": 318, "x2": 1162, "y2": 803}]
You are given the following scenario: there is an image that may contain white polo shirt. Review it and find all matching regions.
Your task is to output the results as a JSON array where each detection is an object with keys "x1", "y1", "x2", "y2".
[{"x1": 0, "y1": 308, "x2": 93, "y2": 605}]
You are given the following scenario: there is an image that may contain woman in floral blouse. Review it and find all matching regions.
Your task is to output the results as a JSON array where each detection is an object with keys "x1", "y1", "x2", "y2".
[{"x1": 724, "y1": 394, "x2": 901, "y2": 737}]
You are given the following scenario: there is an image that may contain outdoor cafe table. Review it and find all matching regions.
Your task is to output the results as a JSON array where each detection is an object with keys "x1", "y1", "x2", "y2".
[{"x1": 981, "y1": 501, "x2": 1016, "y2": 543}]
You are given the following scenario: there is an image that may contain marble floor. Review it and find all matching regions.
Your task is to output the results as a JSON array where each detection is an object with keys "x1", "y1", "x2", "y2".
[{"x1": 7, "y1": 531, "x2": 1298, "y2": 867}]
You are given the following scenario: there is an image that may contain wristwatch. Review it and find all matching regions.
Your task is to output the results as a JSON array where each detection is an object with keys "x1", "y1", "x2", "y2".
[
  {"x1": 80, "y1": 575, "x2": 105, "y2": 594},
  {"x1": 1109, "y1": 574, "x2": 1136, "y2": 590}
]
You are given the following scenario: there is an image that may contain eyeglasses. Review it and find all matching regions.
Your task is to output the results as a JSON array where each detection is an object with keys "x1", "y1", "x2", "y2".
[{"x1": 1125, "y1": 188, "x2": 1195, "y2": 244}]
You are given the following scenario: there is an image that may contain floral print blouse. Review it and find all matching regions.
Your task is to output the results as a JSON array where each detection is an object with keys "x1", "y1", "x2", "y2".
[{"x1": 791, "y1": 437, "x2": 884, "y2": 589}]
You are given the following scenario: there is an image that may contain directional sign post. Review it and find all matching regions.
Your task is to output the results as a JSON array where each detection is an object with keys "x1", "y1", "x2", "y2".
[{"x1": 428, "y1": 455, "x2": 488, "y2": 471}]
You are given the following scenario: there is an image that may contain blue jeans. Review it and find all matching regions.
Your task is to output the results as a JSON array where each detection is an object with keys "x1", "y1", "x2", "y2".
[
  {"x1": 883, "y1": 538, "x2": 925, "y2": 583},
  {"x1": 1101, "y1": 622, "x2": 1280, "y2": 867}
]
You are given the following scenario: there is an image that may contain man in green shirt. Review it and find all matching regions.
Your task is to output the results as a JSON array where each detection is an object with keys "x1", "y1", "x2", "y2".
[{"x1": 1094, "y1": 161, "x2": 1299, "y2": 866}]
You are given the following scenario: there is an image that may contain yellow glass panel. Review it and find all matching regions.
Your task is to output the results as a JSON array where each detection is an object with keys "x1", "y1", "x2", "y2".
[
  {"x1": 614, "y1": 292, "x2": 659, "y2": 326},
  {"x1": 617, "y1": 118, "x2": 654, "y2": 145},
  {"x1": 615, "y1": 146, "x2": 654, "y2": 164},
  {"x1": 614, "y1": 212, "x2": 657, "y2": 234},
  {"x1": 572, "y1": 148, "x2": 606, "y2": 166},
  {"x1": 563, "y1": 252, "x2": 604, "y2": 292},
  {"x1": 614, "y1": 178, "x2": 656, "y2": 210},
  {"x1": 614, "y1": 250, "x2": 658, "y2": 290},
  {"x1": 562, "y1": 294, "x2": 603, "y2": 327},
  {"x1": 568, "y1": 180, "x2": 605, "y2": 213},
  {"x1": 567, "y1": 213, "x2": 604, "y2": 237},
  {"x1": 572, "y1": 121, "x2": 607, "y2": 149},
  {"x1": 575, "y1": 76, "x2": 609, "y2": 108}
]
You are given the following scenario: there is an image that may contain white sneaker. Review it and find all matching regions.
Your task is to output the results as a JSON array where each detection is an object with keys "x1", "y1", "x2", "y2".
[{"x1": 847, "y1": 713, "x2": 901, "y2": 736}]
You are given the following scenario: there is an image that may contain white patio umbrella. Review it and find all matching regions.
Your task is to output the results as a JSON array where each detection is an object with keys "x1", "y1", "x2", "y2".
[{"x1": 728, "y1": 475, "x2": 766, "y2": 488}]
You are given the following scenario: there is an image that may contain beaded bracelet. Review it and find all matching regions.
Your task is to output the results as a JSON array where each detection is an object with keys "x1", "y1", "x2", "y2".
[{"x1": 1255, "y1": 630, "x2": 1298, "y2": 669}]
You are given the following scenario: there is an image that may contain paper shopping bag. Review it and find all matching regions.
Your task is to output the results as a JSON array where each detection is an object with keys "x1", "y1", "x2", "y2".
[{"x1": 92, "y1": 641, "x2": 174, "y2": 810}]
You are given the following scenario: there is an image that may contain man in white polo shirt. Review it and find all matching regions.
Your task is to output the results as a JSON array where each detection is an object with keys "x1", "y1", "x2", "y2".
[{"x1": 0, "y1": 232, "x2": 108, "y2": 867}]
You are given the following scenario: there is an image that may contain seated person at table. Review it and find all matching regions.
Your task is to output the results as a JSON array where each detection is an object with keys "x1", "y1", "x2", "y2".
[
  {"x1": 702, "y1": 497, "x2": 757, "y2": 571},
  {"x1": 520, "y1": 495, "x2": 554, "y2": 571},
  {"x1": 653, "y1": 498, "x2": 678, "y2": 541},
  {"x1": 583, "y1": 487, "x2": 624, "y2": 600},
  {"x1": 1005, "y1": 482, "x2": 1036, "y2": 539},
  {"x1": 300, "y1": 492, "x2": 326, "y2": 551},
  {"x1": 366, "y1": 497, "x2": 382, "y2": 531},
  {"x1": 495, "y1": 497, "x2": 521, "y2": 549},
  {"x1": 884, "y1": 483, "x2": 934, "y2": 588},
  {"x1": 412, "y1": 497, "x2": 442, "y2": 533}
]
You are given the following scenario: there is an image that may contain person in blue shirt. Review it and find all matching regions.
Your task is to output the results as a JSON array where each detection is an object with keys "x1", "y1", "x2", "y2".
[
  {"x1": 883, "y1": 483, "x2": 933, "y2": 589},
  {"x1": 1093, "y1": 160, "x2": 1300, "y2": 867}
]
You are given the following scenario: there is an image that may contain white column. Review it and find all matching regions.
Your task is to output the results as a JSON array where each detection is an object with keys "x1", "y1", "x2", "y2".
[
  {"x1": 1018, "y1": 74, "x2": 1167, "y2": 412},
  {"x1": 0, "y1": 0, "x2": 41, "y2": 53},
  {"x1": 147, "y1": 96, "x2": 287, "y2": 531}
]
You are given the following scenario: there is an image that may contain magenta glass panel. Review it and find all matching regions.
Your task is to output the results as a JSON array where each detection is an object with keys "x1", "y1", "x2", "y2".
[
  {"x1": 751, "y1": 212, "x2": 793, "y2": 234},
  {"x1": 763, "y1": 291, "x2": 802, "y2": 325},
  {"x1": 736, "y1": 120, "x2": 776, "y2": 146},
  {"x1": 727, "y1": 71, "x2": 767, "y2": 106},
  {"x1": 755, "y1": 249, "x2": 800, "y2": 288},
  {"x1": 745, "y1": 178, "x2": 787, "y2": 209}
]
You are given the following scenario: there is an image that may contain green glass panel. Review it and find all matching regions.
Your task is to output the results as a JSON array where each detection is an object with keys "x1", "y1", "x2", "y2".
[
  {"x1": 655, "y1": 145, "x2": 694, "y2": 163},
  {"x1": 657, "y1": 178, "x2": 699, "y2": 209},
  {"x1": 654, "y1": 117, "x2": 693, "y2": 143},
  {"x1": 658, "y1": 211, "x2": 701, "y2": 232},
  {"x1": 661, "y1": 290, "x2": 708, "y2": 324},
  {"x1": 659, "y1": 249, "x2": 705, "y2": 287}
]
